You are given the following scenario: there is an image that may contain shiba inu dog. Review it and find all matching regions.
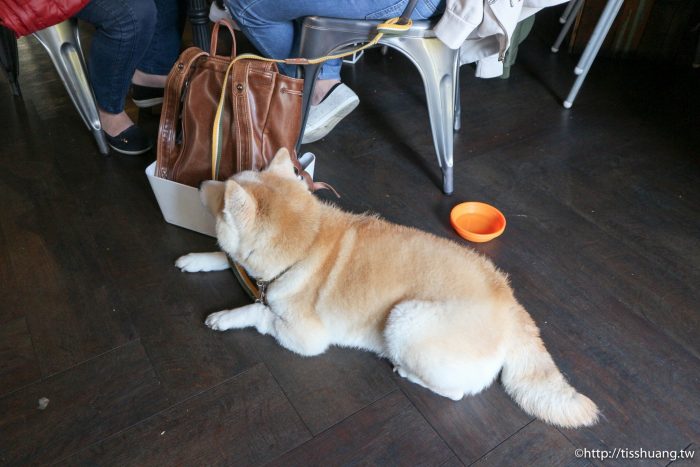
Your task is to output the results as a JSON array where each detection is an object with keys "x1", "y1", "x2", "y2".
[{"x1": 176, "y1": 149, "x2": 598, "y2": 428}]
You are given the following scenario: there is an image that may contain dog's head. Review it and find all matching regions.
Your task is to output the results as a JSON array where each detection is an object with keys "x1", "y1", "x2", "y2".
[{"x1": 200, "y1": 148, "x2": 321, "y2": 279}]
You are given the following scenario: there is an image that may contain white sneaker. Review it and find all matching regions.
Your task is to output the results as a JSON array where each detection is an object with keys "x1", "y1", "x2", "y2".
[
  {"x1": 302, "y1": 83, "x2": 359, "y2": 144},
  {"x1": 209, "y1": 2, "x2": 239, "y2": 29}
]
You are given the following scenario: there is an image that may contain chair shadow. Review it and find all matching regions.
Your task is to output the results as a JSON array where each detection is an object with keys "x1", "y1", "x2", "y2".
[{"x1": 359, "y1": 94, "x2": 443, "y2": 190}]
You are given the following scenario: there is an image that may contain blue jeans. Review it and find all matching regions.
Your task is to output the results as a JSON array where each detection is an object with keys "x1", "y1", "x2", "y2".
[
  {"x1": 224, "y1": 0, "x2": 444, "y2": 79},
  {"x1": 75, "y1": 0, "x2": 184, "y2": 113}
]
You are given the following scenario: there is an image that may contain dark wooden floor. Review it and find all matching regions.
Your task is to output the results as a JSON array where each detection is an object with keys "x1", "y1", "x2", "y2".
[{"x1": 1, "y1": 9, "x2": 699, "y2": 466}]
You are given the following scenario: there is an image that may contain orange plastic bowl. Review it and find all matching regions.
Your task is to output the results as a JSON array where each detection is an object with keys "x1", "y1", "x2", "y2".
[{"x1": 450, "y1": 202, "x2": 506, "y2": 243}]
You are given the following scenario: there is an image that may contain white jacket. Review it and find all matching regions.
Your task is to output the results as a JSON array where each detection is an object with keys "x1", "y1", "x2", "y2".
[{"x1": 434, "y1": 0, "x2": 569, "y2": 77}]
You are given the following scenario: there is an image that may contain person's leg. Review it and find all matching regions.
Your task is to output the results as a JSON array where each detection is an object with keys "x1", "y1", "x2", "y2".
[
  {"x1": 75, "y1": 0, "x2": 157, "y2": 152},
  {"x1": 134, "y1": 0, "x2": 185, "y2": 88}
]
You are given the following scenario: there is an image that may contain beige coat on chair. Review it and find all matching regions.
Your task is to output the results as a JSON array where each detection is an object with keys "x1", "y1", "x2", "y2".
[{"x1": 435, "y1": 0, "x2": 569, "y2": 77}]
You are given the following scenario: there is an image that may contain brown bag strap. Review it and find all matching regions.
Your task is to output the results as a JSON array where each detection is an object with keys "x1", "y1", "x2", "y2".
[
  {"x1": 157, "y1": 48, "x2": 208, "y2": 177},
  {"x1": 289, "y1": 152, "x2": 340, "y2": 198},
  {"x1": 231, "y1": 60, "x2": 251, "y2": 173}
]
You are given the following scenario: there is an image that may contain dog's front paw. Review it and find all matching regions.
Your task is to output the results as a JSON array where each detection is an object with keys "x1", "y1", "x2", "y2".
[
  {"x1": 205, "y1": 310, "x2": 231, "y2": 331},
  {"x1": 176, "y1": 252, "x2": 229, "y2": 272}
]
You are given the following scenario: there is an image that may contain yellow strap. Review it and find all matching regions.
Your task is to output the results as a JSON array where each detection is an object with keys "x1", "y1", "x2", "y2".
[
  {"x1": 377, "y1": 18, "x2": 413, "y2": 33},
  {"x1": 211, "y1": 17, "x2": 407, "y2": 180},
  {"x1": 211, "y1": 60, "x2": 234, "y2": 179}
]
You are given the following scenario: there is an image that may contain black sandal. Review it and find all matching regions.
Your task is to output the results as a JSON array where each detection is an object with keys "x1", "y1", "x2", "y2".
[{"x1": 105, "y1": 125, "x2": 153, "y2": 155}]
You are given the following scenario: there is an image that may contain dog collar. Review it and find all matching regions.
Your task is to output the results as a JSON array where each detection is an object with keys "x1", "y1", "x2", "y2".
[
  {"x1": 227, "y1": 254, "x2": 296, "y2": 306},
  {"x1": 255, "y1": 264, "x2": 294, "y2": 305}
]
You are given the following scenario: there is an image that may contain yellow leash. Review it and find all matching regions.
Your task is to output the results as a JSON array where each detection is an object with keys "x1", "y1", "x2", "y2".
[{"x1": 210, "y1": 17, "x2": 412, "y2": 179}]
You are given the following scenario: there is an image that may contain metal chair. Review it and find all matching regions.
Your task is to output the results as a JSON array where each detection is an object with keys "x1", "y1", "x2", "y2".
[
  {"x1": 32, "y1": 19, "x2": 109, "y2": 154},
  {"x1": 296, "y1": 17, "x2": 460, "y2": 195}
]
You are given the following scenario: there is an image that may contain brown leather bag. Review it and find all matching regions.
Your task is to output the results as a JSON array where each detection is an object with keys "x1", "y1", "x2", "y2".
[{"x1": 156, "y1": 21, "x2": 304, "y2": 187}]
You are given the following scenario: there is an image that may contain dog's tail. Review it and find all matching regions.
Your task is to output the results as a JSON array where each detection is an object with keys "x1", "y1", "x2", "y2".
[{"x1": 501, "y1": 307, "x2": 598, "y2": 428}]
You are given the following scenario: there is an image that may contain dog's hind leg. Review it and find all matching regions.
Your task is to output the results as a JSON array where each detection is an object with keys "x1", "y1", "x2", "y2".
[
  {"x1": 385, "y1": 300, "x2": 504, "y2": 401},
  {"x1": 176, "y1": 252, "x2": 230, "y2": 272},
  {"x1": 394, "y1": 365, "x2": 464, "y2": 400}
]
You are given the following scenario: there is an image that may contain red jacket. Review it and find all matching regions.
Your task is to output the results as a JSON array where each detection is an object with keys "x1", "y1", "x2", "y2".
[{"x1": 0, "y1": 0, "x2": 90, "y2": 37}]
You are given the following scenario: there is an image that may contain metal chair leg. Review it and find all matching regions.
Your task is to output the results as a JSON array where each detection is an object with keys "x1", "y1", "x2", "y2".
[
  {"x1": 454, "y1": 69, "x2": 461, "y2": 132},
  {"x1": 574, "y1": 0, "x2": 623, "y2": 75},
  {"x1": 564, "y1": 0, "x2": 624, "y2": 108},
  {"x1": 552, "y1": 0, "x2": 584, "y2": 53},
  {"x1": 33, "y1": 19, "x2": 109, "y2": 155},
  {"x1": 559, "y1": 0, "x2": 579, "y2": 24},
  {"x1": 383, "y1": 35, "x2": 459, "y2": 194}
]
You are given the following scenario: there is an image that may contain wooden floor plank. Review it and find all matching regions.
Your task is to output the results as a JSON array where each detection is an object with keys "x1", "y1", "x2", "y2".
[
  {"x1": 393, "y1": 380, "x2": 532, "y2": 465},
  {"x1": 473, "y1": 421, "x2": 590, "y2": 467},
  {"x1": 61, "y1": 364, "x2": 311, "y2": 467},
  {"x1": 0, "y1": 317, "x2": 40, "y2": 397},
  {"x1": 0, "y1": 200, "x2": 18, "y2": 324},
  {"x1": 0, "y1": 209, "x2": 124, "y2": 375},
  {"x1": 0, "y1": 340, "x2": 168, "y2": 465},
  {"x1": 119, "y1": 263, "x2": 262, "y2": 402},
  {"x1": 252, "y1": 338, "x2": 398, "y2": 435},
  {"x1": 0, "y1": 118, "x2": 138, "y2": 377},
  {"x1": 269, "y1": 390, "x2": 458, "y2": 467}
]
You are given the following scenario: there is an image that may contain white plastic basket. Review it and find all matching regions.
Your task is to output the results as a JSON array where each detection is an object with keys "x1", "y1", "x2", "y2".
[{"x1": 146, "y1": 153, "x2": 316, "y2": 237}]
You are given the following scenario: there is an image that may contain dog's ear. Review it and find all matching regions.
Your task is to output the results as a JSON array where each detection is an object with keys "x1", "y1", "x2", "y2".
[
  {"x1": 223, "y1": 179, "x2": 255, "y2": 217},
  {"x1": 265, "y1": 147, "x2": 296, "y2": 179},
  {"x1": 199, "y1": 180, "x2": 226, "y2": 216}
]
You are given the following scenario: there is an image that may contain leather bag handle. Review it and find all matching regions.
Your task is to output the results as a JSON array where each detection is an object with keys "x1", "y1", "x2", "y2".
[{"x1": 210, "y1": 19, "x2": 237, "y2": 59}]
